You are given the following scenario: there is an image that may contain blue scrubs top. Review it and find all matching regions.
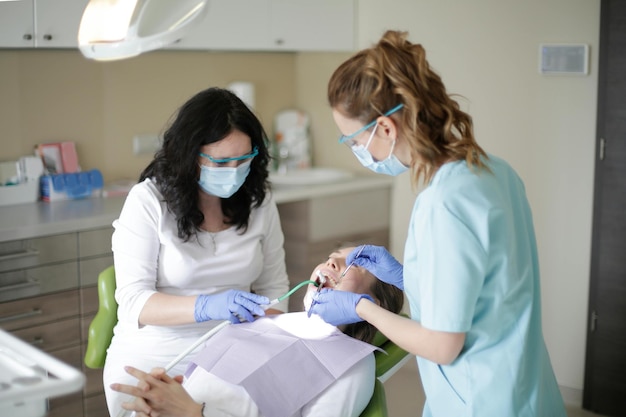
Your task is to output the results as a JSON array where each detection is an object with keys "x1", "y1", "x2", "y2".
[{"x1": 404, "y1": 155, "x2": 566, "y2": 417}]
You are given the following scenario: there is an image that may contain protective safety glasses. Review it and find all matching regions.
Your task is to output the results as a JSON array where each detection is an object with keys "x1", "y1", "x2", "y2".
[
  {"x1": 338, "y1": 104, "x2": 404, "y2": 148},
  {"x1": 199, "y1": 146, "x2": 259, "y2": 165}
]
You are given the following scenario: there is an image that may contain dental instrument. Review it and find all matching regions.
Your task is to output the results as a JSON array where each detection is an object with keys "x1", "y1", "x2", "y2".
[
  {"x1": 262, "y1": 279, "x2": 318, "y2": 309},
  {"x1": 307, "y1": 271, "x2": 327, "y2": 317},
  {"x1": 337, "y1": 245, "x2": 365, "y2": 284},
  {"x1": 115, "y1": 320, "x2": 230, "y2": 417}
]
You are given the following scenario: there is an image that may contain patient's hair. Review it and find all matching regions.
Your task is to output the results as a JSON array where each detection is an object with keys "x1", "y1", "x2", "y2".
[{"x1": 343, "y1": 274, "x2": 404, "y2": 344}]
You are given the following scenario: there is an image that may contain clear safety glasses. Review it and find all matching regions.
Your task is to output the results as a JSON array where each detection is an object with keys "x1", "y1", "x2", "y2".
[
  {"x1": 199, "y1": 146, "x2": 259, "y2": 166},
  {"x1": 338, "y1": 104, "x2": 404, "y2": 149}
]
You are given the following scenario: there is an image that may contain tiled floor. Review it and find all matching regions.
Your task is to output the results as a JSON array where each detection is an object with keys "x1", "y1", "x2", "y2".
[{"x1": 384, "y1": 360, "x2": 609, "y2": 417}]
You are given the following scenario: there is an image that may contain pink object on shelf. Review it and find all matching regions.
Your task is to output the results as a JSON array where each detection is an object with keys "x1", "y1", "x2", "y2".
[{"x1": 60, "y1": 141, "x2": 80, "y2": 173}]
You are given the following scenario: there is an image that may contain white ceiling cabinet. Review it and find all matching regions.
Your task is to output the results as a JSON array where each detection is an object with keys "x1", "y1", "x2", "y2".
[
  {"x1": 0, "y1": 0, "x2": 354, "y2": 52},
  {"x1": 172, "y1": 0, "x2": 355, "y2": 52},
  {"x1": 270, "y1": 0, "x2": 354, "y2": 51},
  {"x1": 0, "y1": 0, "x2": 88, "y2": 48},
  {"x1": 172, "y1": 0, "x2": 272, "y2": 51}
]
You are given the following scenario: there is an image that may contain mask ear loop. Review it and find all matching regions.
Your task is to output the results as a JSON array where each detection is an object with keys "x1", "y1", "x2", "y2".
[
  {"x1": 386, "y1": 139, "x2": 396, "y2": 160},
  {"x1": 362, "y1": 123, "x2": 378, "y2": 151},
  {"x1": 364, "y1": 122, "x2": 396, "y2": 161}
]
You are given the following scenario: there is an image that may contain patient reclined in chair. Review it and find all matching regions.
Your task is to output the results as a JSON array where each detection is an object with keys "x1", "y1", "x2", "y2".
[{"x1": 97, "y1": 247, "x2": 407, "y2": 417}]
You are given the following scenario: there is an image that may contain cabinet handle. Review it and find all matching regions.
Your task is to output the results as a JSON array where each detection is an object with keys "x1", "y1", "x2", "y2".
[
  {"x1": 43, "y1": 34, "x2": 53, "y2": 41},
  {"x1": 30, "y1": 336, "x2": 44, "y2": 346},
  {"x1": 23, "y1": 34, "x2": 33, "y2": 41},
  {"x1": 0, "y1": 248, "x2": 39, "y2": 263},
  {"x1": 0, "y1": 279, "x2": 41, "y2": 303},
  {"x1": 0, "y1": 308, "x2": 43, "y2": 324}
]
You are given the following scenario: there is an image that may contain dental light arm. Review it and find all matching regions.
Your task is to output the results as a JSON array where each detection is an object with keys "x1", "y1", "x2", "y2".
[{"x1": 78, "y1": 0, "x2": 209, "y2": 61}]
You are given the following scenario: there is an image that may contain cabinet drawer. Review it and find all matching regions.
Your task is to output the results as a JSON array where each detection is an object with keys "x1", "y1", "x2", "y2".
[
  {"x1": 79, "y1": 255, "x2": 113, "y2": 287},
  {"x1": 11, "y1": 317, "x2": 80, "y2": 353},
  {"x1": 53, "y1": 343, "x2": 82, "y2": 370},
  {"x1": 83, "y1": 362, "x2": 104, "y2": 396},
  {"x1": 309, "y1": 189, "x2": 390, "y2": 242},
  {"x1": 48, "y1": 391, "x2": 83, "y2": 417},
  {"x1": 84, "y1": 392, "x2": 108, "y2": 417},
  {"x1": 0, "y1": 233, "x2": 77, "y2": 273},
  {"x1": 79, "y1": 228, "x2": 113, "y2": 258},
  {"x1": 80, "y1": 286, "x2": 98, "y2": 316},
  {"x1": 0, "y1": 261, "x2": 79, "y2": 302},
  {"x1": 0, "y1": 289, "x2": 79, "y2": 331},
  {"x1": 277, "y1": 187, "x2": 391, "y2": 243},
  {"x1": 47, "y1": 345, "x2": 84, "y2": 417},
  {"x1": 81, "y1": 312, "x2": 96, "y2": 344}
]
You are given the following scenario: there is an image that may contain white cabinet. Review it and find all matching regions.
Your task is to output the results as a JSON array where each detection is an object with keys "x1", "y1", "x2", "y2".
[
  {"x1": 270, "y1": 0, "x2": 354, "y2": 51},
  {"x1": 0, "y1": 0, "x2": 88, "y2": 48},
  {"x1": 173, "y1": 0, "x2": 271, "y2": 51},
  {"x1": 0, "y1": 0, "x2": 33, "y2": 48},
  {"x1": 173, "y1": 0, "x2": 355, "y2": 52}
]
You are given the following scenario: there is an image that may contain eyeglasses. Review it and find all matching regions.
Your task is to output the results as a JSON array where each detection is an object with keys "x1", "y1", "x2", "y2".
[
  {"x1": 338, "y1": 104, "x2": 404, "y2": 148},
  {"x1": 199, "y1": 146, "x2": 259, "y2": 165}
]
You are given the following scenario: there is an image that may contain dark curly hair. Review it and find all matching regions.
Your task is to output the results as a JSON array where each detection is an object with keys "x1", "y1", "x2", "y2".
[{"x1": 140, "y1": 87, "x2": 271, "y2": 242}]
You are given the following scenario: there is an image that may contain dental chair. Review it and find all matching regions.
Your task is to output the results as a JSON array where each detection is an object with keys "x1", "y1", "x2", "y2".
[{"x1": 85, "y1": 266, "x2": 411, "y2": 417}]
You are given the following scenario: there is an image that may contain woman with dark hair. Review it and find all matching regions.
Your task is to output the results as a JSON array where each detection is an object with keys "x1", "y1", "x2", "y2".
[
  {"x1": 110, "y1": 247, "x2": 404, "y2": 417},
  {"x1": 103, "y1": 87, "x2": 289, "y2": 415}
]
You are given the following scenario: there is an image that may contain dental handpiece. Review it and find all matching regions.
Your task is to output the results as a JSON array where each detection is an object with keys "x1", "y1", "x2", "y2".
[
  {"x1": 262, "y1": 279, "x2": 318, "y2": 310},
  {"x1": 306, "y1": 271, "x2": 327, "y2": 317},
  {"x1": 315, "y1": 270, "x2": 327, "y2": 292}
]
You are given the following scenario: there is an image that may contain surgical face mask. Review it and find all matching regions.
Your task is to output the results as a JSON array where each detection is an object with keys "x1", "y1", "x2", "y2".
[
  {"x1": 351, "y1": 125, "x2": 409, "y2": 176},
  {"x1": 198, "y1": 159, "x2": 252, "y2": 198}
]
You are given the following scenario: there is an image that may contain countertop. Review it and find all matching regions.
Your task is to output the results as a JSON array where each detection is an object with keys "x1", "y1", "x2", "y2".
[{"x1": 0, "y1": 175, "x2": 392, "y2": 242}]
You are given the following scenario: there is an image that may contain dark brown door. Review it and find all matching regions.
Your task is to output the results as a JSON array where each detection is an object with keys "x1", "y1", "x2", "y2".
[{"x1": 583, "y1": 1, "x2": 626, "y2": 415}]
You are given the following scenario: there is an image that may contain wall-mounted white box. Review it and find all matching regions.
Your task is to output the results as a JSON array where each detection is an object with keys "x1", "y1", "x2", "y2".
[{"x1": 539, "y1": 44, "x2": 589, "y2": 75}]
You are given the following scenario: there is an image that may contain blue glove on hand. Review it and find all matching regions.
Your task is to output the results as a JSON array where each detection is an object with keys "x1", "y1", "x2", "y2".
[
  {"x1": 308, "y1": 288, "x2": 374, "y2": 326},
  {"x1": 194, "y1": 290, "x2": 270, "y2": 324},
  {"x1": 348, "y1": 245, "x2": 404, "y2": 290}
]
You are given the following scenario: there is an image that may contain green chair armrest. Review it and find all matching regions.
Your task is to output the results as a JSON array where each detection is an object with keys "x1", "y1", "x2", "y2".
[
  {"x1": 359, "y1": 379, "x2": 388, "y2": 417},
  {"x1": 359, "y1": 314, "x2": 411, "y2": 416},
  {"x1": 375, "y1": 340, "x2": 410, "y2": 379},
  {"x1": 84, "y1": 266, "x2": 118, "y2": 369}
]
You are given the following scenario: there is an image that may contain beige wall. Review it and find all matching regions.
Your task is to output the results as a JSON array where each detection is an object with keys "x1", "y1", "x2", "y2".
[{"x1": 0, "y1": 50, "x2": 296, "y2": 181}]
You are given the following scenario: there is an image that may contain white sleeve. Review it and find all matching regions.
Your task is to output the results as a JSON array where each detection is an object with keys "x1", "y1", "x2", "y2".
[
  {"x1": 300, "y1": 354, "x2": 376, "y2": 417},
  {"x1": 112, "y1": 180, "x2": 161, "y2": 328},
  {"x1": 250, "y1": 195, "x2": 290, "y2": 312},
  {"x1": 184, "y1": 367, "x2": 261, "y2": 417}
]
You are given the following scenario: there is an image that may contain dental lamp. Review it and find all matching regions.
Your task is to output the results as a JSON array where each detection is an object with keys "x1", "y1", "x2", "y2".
[{"x1": 78, "y1": 0, "x2": 209, "y2": 61}]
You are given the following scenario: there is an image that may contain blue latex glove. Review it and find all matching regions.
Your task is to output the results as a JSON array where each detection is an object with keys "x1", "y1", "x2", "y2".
[
  {"x1": 347, "y1": 245, "x2": 404, "y2": 290},
  {"x1": 308, "y1": 288, "x2": 374, "y2": 326},
  {"x1": 194, "y1": 290, "x2": 270, "y2": 324}
]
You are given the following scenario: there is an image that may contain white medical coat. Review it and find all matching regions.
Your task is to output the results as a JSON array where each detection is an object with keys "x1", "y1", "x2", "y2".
[{"x1": 103, "y1": 178, "x2": 289, "y2": 414}]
